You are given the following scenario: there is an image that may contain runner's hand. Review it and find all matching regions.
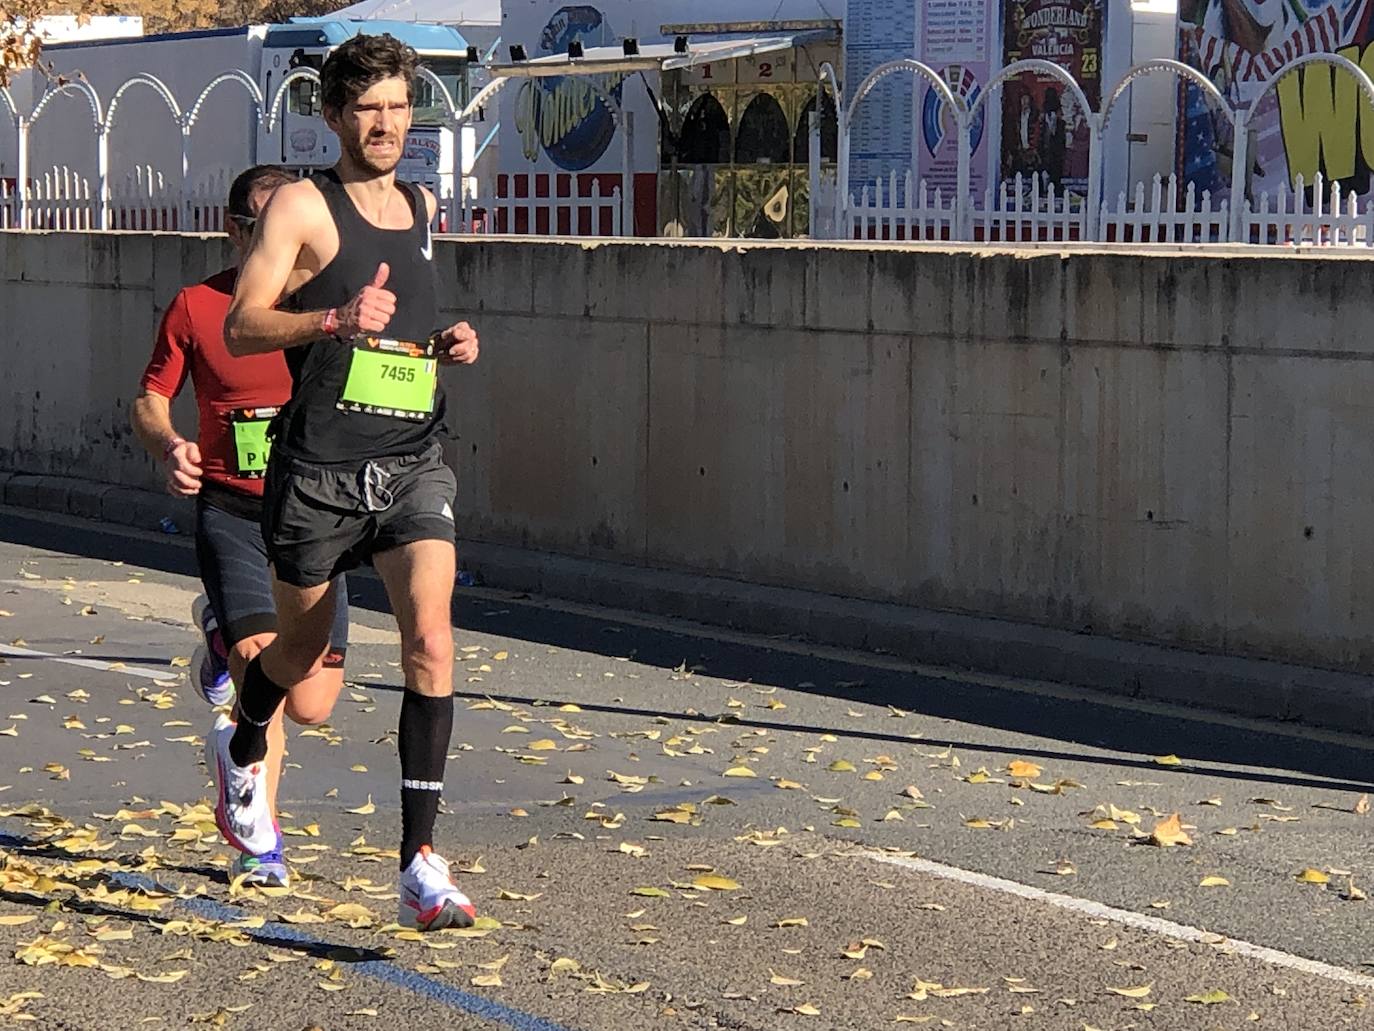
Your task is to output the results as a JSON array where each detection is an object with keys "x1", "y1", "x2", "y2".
[
  {"x1": 336, "y1": 263, "x2": 396, "y2": 336},
  {"x1": 435, "y1": 321, "x2": 479, "y2": 365},
  {"x1": 164, "y1": 440, "x2": 203, "y2": 497}
]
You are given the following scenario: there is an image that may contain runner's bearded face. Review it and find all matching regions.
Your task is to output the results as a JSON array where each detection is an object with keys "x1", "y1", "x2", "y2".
[{"x1": 328, "y1": 76, "x2": 412, "y2": 176}]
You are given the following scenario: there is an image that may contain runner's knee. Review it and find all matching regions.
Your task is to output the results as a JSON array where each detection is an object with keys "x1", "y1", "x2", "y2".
[
  {"x1": 284, "y1": 693, "x2": 333, "y2": 726},
  {"x1": 405, "y1": 627, "x2": 453, "y2": 674},
  {"x1": 284, "y1": 666, "x2": 345, "y2": 726}
]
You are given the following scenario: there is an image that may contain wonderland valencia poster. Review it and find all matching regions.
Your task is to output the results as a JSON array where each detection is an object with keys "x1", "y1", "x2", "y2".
[{"x1": 999, "y1": 0, "x2": 1105, "y2": 200}]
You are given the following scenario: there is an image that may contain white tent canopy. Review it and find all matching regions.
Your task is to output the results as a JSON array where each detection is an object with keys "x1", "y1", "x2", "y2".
[{"x1": 326, "y1": 0, "x2": 500, "y2": 25}]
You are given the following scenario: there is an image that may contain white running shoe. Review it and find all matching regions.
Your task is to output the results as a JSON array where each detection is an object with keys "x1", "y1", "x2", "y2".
[
  {"x1": 398, "y1": 847, "x2": 476, "y2": 931},
  {"x1": 205, "y1": 714, "x2": 276, "y2": 856}
]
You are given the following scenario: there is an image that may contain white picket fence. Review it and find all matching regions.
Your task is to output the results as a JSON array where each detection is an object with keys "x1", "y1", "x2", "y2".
[
  {"x1": 1100, "y1": 175, "x2": 1229, "y2": 244},
  {"x1": 846, "y1": 172, "x2": 957, "y2": 241},
  {"x1": 1243, "y1": 174, "x2": 1374, "y2": 245},
  {"x1": 978, "y1": 174, "x2": 1088, "y2": 243},
  {"x1": 2, "y1": 166, "x2": 623, "y2": 238},
  {"x1": 843, "y1": 170, "x2": 1373, "y2": 247},
  {"x1": 7, "y1": 161, "x2": 1369, "y2": 247},
  {"x1": 1, "y1": 165, "x2": 230, "y2": 232},
  {"x1": 441, "y1": 177, "x2": 623, "y2": 237}
]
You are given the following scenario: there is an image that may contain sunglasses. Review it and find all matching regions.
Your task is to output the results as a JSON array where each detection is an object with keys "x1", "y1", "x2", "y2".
[{"x1": 228, "y1": 213, "x2": 257, "y2": 231}]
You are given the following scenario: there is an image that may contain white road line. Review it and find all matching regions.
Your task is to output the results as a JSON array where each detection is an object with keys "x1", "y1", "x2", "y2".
[
  {"x1": 0, "y1": 644, "x2": 181, "y2": 683},
  {"x1": 862, "y1": 849, "x2": 1374, "y2": 991}
]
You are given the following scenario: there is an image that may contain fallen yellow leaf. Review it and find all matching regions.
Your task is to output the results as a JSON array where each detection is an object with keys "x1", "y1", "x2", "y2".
[
  {"x1": 137, "y1": 970, "x2": 188, "y2": 984},
  {"x1": 346, "y1": 796, "x2": 376, "y2": 815},
  {"x1": 1184, "y1": 989, "x2": 1232, "y2": 1005},
  {"x1": 692, "y1": 874, "x2": 740, "y2": 891},
  {"x1": 1148, "y1": 812, "x2": 1193, "y2": 847},
  {"x1": 1296, "y1": 868, "x2": 1331, "y2": 885}
]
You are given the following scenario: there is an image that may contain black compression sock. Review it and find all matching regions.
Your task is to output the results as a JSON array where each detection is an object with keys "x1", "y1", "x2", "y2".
[
  {"x1": 398, "y1": 691, "x2": 454, "y2": 869},
  {"x1": 229, "y1": 657, "x2": 288, "y2": 767}
]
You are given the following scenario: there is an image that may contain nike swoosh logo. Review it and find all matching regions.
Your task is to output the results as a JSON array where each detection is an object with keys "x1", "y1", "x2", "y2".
[{"x1": 420, "y1": 226, "x2": 433, "y2": 261}]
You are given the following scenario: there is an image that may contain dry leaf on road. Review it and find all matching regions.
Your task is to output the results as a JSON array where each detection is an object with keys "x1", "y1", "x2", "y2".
[{"x1": 1147, "y1": 813, "x2": 1193, "y2": 847}]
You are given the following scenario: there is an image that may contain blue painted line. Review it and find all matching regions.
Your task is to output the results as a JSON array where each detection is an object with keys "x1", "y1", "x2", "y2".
[
  {"x1": 106, "y1": 869, "x2": 583, "y2": 1031},
  {"x1": 0, "y1": 827, "x2": 581, "y2": 1031}
]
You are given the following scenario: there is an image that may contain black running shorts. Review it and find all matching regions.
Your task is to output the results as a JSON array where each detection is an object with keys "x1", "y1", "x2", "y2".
[
  {"x1": 262, "y1": 441, "x2": 457, "y2": 589},
  {"x1": 196, "y1": 488, "x2": 350, "y2": 652}
]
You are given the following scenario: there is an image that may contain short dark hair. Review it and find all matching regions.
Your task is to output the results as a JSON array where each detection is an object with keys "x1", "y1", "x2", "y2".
[
  {"x1": 227, "y1": 165, "x2": 295, "y2": 219},
  {"x1": 321, "y1": 33, "x2": 418, "y2": 114}
]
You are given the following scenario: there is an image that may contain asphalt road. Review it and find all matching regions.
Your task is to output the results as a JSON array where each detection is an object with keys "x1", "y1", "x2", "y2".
[{"x1": 1, "y1": 506, "x2": 1373, "y2": 1031}]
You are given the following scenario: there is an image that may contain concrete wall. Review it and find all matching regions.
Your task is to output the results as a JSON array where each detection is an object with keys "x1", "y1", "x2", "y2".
[{"x1": 2, "y1": 231, "x2": 1371, "y2": 673}]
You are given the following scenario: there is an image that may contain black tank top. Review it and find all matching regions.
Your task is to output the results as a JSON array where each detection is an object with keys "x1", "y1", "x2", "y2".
[{"x1": 276, "y1": 169, "x2": 444, "y2": 464}]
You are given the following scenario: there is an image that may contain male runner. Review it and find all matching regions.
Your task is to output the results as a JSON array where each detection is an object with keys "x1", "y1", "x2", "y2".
[
  {"x1": 220, "y1": 33, "x2": 480, "y2": 930},
  {"x1": 131, "y1": 165, "x2": 352, "y2": 887}
]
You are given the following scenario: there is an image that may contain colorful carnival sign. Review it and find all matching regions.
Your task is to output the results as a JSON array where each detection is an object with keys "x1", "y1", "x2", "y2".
[{"x1": 1178, "y1": 0, "x2": 1374, "y2": 200}]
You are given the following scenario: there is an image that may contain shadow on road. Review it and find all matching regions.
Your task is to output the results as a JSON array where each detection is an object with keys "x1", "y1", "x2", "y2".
[{"x1": 4, "y1": 508, "x2": 1371, "y2": 797}]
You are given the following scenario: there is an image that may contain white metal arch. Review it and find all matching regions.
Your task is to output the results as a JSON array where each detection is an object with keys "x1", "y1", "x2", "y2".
[
  {"x1": 0, "y1": 86, "x2": 18, "y2": 128},
  {"x1": 264, "y1": 67, "x2": 320, "y2": 135},
  {"x1": 460, "y1": 75, "x2": 508, "y2": 125},
  {"x1": 968, "y1": 58, "x2": 1093, "y2": 124},
  {"x1": 29, "y1": 79, "x2": 103, "y2": 130},
  {"x1": 813, "y1": 61, "x2": 847, "y2": 234},
  {"x1": 185, "y1": 70, "x2": 263, "y2": 129},
  {"x1": 415, "y1": 66, "x2": 458, "y2": 122},
  {"x1": 817, "y1": 61, "x2": 843, "y2": 109},
  {"x1": 104, "y1": 73, "x2": 182, "y2": 132},
  {"x1": 847, "y1": 58, "x2": 961, "y2": 127},
  {"x1": 1101, "y1": 58, "x2": 1231, "y2": 129}
]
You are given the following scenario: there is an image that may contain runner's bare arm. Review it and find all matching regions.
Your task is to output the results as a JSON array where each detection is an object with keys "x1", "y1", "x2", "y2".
[
  {"x1": 223, "y1": 182, "x2": 328, "y2": 356},
  {"x1": 130, "y1": 391, "x2": 179, "y2": 457},
  {"x1": 131, "y1": 391, "x2": 203, "y2": 496},
  {"x1": 225, "y1": 180, "x2": 400, "y2": 355}
]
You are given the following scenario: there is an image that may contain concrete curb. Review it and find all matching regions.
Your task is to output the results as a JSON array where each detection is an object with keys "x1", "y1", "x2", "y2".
[
  {"x1": 3, "y1": 469, "x2": 1370, "y2": 737},
  {"x1": 2, "y1": 473, "x2": 195, "y2": 536},
  {"x1": 455, "y1": 544, "x2": 1370, "y2": 737}
]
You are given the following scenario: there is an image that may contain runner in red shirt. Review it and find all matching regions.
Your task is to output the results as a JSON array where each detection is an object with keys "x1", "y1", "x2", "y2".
[{"x1": 131, "y1": 165, "x2": 351, "y2": 888}]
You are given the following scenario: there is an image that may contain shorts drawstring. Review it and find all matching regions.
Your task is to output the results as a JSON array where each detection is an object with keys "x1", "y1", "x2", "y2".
[{"x1": 360, "y1": 461, "x2": 395, "y2": 512}]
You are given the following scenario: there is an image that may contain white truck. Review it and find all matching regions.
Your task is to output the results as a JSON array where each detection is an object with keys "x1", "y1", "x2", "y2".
[{"x1": 1, "y1": 18, "x2": 478, "y2": 203}]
